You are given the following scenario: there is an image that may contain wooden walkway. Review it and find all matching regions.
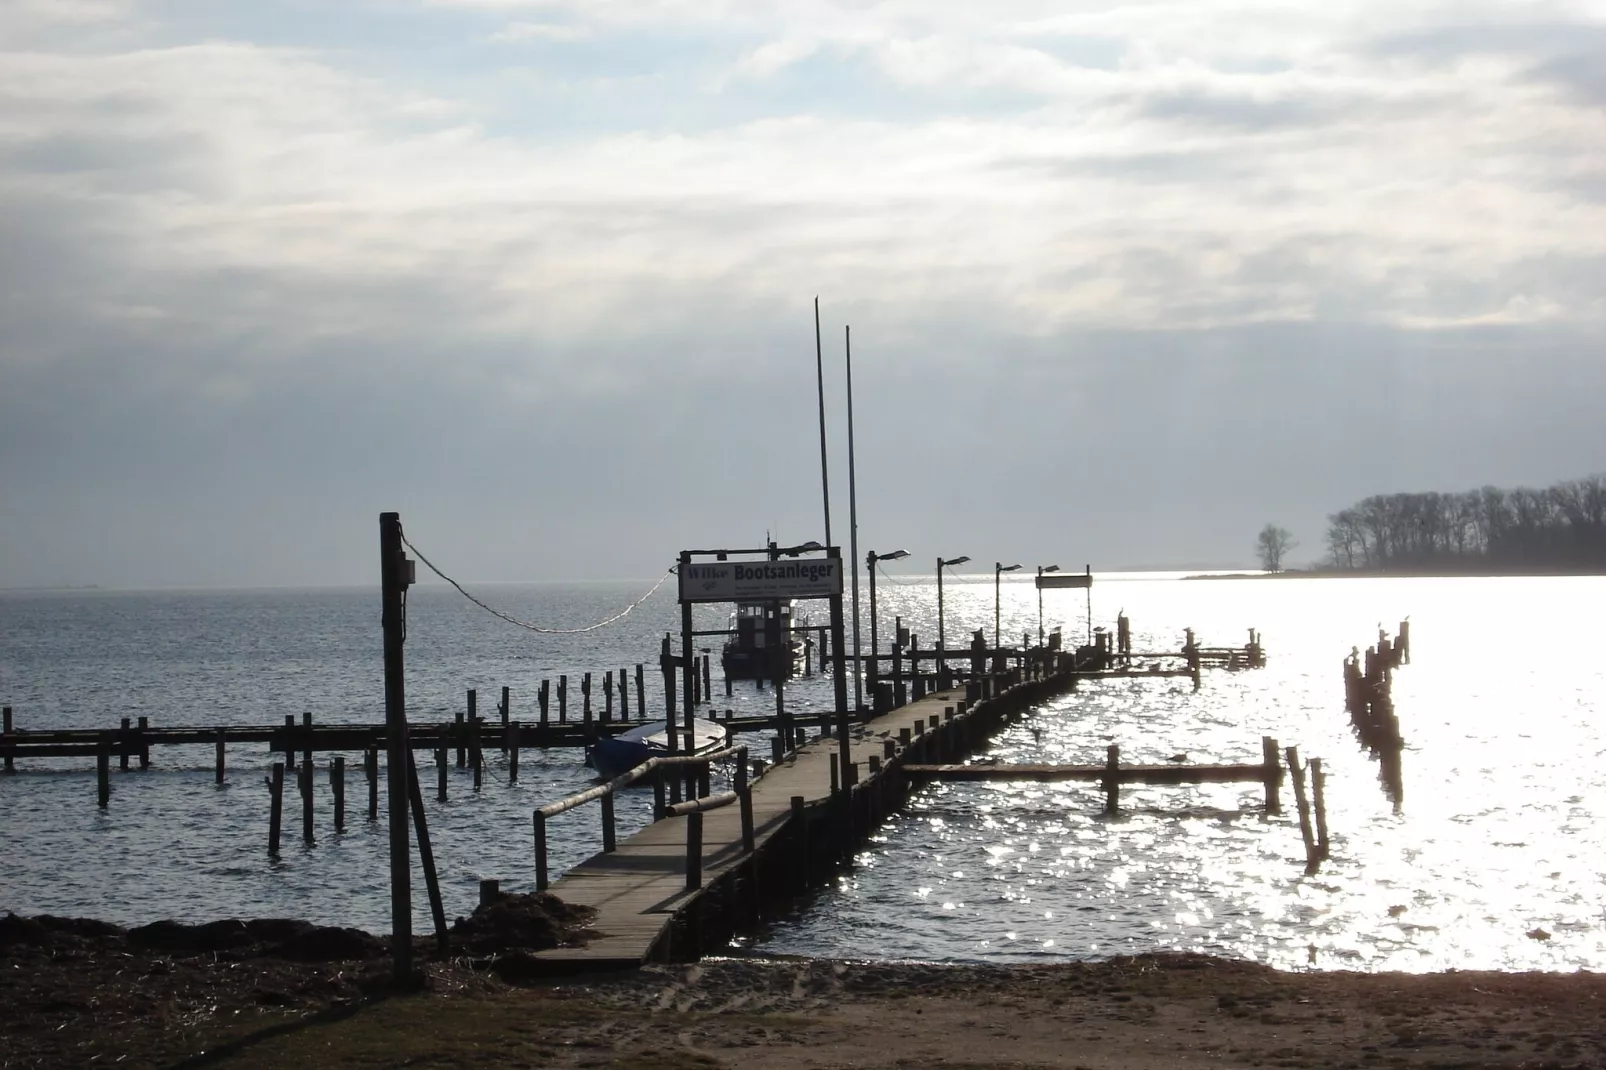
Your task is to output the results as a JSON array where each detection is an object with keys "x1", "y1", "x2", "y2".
[{"x1": 532, "y1": 684, "x2": 970, "y2": 970}]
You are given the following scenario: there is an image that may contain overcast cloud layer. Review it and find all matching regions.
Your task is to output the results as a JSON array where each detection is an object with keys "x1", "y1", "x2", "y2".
[{"x1": 2, "y1": 0, "x2": 1603, "y2": 587}]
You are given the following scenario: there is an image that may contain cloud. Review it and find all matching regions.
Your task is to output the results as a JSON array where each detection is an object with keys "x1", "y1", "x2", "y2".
[
  {"x1": 0, "y1": 0, "x2": 1603, "y2": 584},
  {"x1": 487, "y1": 20, "x2": 591, "y2": 43}
]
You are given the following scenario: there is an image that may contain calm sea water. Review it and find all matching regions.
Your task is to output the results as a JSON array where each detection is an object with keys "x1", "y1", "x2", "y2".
[{"x1": 2, "y1": 573, "x2": 1603, "y2": 974}]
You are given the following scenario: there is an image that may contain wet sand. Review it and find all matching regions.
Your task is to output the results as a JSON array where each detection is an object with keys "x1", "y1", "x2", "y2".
[{"x1": 4, "y1": 909, "x2": 1605, "y2": 1068}]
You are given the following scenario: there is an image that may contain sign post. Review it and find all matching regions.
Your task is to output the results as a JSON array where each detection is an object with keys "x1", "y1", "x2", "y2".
[
  {"x1": 1036, "y1": 567, "x2": 1094, "y2": 647},
  {"x1": 678, "y1": 543, "x2": 847, "y2": 775}
]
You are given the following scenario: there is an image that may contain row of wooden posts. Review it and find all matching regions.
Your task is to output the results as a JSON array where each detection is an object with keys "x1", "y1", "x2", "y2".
[
  {"x1": 530, "y1": 686, "x2": 1333, "y2": 927},
  {"x1": 1343, "y1": 619, "x2": 1409, "y2": 810}
]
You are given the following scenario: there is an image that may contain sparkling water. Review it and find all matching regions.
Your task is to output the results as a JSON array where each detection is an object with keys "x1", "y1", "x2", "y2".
[{"x1": 3, "y1": 573, "x2": 1602, "y2": 973}]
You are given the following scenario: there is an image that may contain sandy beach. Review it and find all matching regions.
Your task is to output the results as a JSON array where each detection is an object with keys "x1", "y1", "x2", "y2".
[{"x1": 4, "y1": 906, "x2": 1605, "y2": 1069}]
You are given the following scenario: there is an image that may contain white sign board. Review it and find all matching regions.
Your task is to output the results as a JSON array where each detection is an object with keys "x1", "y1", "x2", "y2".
[{"x1": 679, "y1": 558, "x2": 844, "y2": 602}]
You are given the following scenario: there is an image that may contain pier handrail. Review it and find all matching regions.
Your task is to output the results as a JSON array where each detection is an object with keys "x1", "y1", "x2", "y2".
[
  {"x1": 664, "y1": 790, "x2": 737, "y2": 815},
  {"x1": 536, "y1": 743, "x2": 749, "y2": 819},
  {"x1": 533, "y1": 743, "x2": 752, "y2": 891}
]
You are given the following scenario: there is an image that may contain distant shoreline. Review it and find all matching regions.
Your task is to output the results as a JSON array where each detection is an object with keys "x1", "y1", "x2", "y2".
[{"x1": 1184, "y1": 567, "x2": 1606, "y2": 581}]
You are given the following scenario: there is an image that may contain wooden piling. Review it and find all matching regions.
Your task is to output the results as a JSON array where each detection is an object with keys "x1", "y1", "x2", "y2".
[
  {"x1": 1103, "y1": 745, "x2": 1120, "y2": 815},
  {"x1": 558, "y1": 674, "x2": 568, "y2": 723},
  {"x1": 791, "y1": 795, "x2": 809, "y2": 886},
  {"x1": 137, "y1": 716, "x2": 150, "y2": 769},
  {"x1": 119, "y1": 717, "x2": 131, "y2": 771},
  {"x1": 456, "y1": 702, "x2": 468, "y2": 768},
  {"x1": 97, "y1": 733, "x2": 111, "y2": 808},
  {"x1": 533, "y1": 811, "x2": 549, "y2": 891},
  {"x1": 539, "y1": 679, "x2": 550, "y2": 725},
  {"x1": 470, "y1": 714, "x2": 483, "y2": 792},
  {"x1": 1311, "y1": 757, "x2": 1330, "y2": 861},
  {"x1": 1262, "y1": 736, "x2": 1282, "y2": 814},
  {"x1": 2, "y1": 706, "x2": 11, "y2": 772},
  {"x1": 508, "y1": 721, "x2": 520, "y2": 783},
  {"x1": 299, "y1": 712, "x2": 311, "y2": 771},
  {"x1": 214, "y1": 729, "x2": 226, "y2": 785},
  {"x1": 301, "y1": 755, "x2": 314, "y2": 845},
  {"x1": 1285, "y1": 746, "x2": 1318, "y2": 874},
  {"x1": 268, "y1": 761, "x2": 284, "y2": 855},
  {"x1": 702, "y1": 654, "x2": 712, "y2": 703},
  {"x1": 366, "y1": 747, "x2": 378, "y2": 821},
  {"x1": 737, "y1": 759, "x2": 754, "y2": 853},
  {"x1": 582, "y1": 672, "x2": 592, "y2": 724},
  {"x1": 686, "y1": 810, "x2": 704, "y2": 890},
  {"x1": 635, "y1": 664, "x2": 646, "y2": 718},
  {"x1": 332, "y1": 756, "x2": 346, "y2": 833},
  {"x1": 499, "y1": 685, "x2": 510, "y2": 752},
  {"x1": 284, "y1": 714, "x2": 297, "y2": 770},
  {"x1": 436, "y1": 737, "x2": 448, "y2": 803},
  {"x1": 603, "y1": 670, "x2": 614, "y2": 722}
]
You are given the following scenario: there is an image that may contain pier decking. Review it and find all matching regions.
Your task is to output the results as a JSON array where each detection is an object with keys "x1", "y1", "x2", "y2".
[{"x1": 531, "y1": 681, "x2": 978, "y2": 970}]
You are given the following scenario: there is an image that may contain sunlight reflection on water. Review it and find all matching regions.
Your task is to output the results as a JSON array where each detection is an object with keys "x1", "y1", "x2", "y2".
[
  {"x1": 748, "y1": 574, "x2": 1606, "y2": 972},
  {"x1": 3, "y1": 575, "x2": 1604, "y2": 973}
]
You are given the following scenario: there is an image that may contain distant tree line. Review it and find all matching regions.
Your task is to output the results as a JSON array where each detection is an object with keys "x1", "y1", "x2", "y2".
[{"x1": 1324, "y1": 474, "x2": 1606, "y2": 572}]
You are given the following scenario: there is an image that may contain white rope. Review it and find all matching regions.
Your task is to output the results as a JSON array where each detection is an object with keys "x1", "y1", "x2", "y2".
[{"x1": 400, "y1": 528, "x2": 675, "y2": 634}]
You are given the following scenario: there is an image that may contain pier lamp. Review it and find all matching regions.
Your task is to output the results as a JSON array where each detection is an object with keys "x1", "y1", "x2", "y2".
[
  {"x1": 1036, "y1": 565, "x2": 1060, "y2": 646},
  {"x1": 936, "y1": 555, "x2": 970, "y2": 675},
  {"x1": 994, "y1": 563, "x2": 1021, "y2": 651},
  {"x1": 866, "y1": 549, "x2": 910, "y2": 695}
]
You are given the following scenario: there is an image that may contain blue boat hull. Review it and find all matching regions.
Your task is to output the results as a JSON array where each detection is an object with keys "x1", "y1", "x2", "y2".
[
  {"x1": 589, "y1": 735, "x2": 660, "y2": 780},
  {"x1": 586, "y1": 718, "x2": 726, "y2": 780}
]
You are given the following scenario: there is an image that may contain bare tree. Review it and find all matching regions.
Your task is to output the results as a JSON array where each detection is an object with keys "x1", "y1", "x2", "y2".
[{"x1": 1256, "y1": 524, "x2": 1296, "y2": 572}]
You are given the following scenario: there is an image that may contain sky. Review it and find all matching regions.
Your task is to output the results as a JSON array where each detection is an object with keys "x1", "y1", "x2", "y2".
[{"x1": 1, "y1": 0, "x2": 1603, "y2": 588}]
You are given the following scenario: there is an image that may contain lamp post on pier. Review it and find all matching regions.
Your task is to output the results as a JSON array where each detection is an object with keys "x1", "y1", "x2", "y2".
[
  {"x1": 1036, "y1": 564, "x2": 1060, "y2": 646},
  {"x1": 936, "y1": 555, "x2": 970, "y2": 676},
  {"x1": 994, "y1": 562, "x2": 1021, "y2": 650},
  {"x1": 865, "y1": 549, "x2": 910, "y2": 699}
]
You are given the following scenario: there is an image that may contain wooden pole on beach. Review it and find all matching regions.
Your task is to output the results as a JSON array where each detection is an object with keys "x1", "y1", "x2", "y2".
[{"x1": 379, "y1": 511, "x2": 414, "y2": 981}]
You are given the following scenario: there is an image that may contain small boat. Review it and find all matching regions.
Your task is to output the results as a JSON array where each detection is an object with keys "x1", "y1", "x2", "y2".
[
  {"x1": 721, "y1": 600, "x2": 805, "y2": 681},
  {"x1": 587, "y1": 716, "x2": 727, "y2": 780}
]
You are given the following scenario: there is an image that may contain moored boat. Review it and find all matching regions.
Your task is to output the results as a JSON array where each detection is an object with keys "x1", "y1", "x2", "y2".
[
  {"x1": 721, "y1": 599, "x2": 804, "y2": 680},
  {"x1": 587, "y1": 716, "x2": 727, "y2": 780}
]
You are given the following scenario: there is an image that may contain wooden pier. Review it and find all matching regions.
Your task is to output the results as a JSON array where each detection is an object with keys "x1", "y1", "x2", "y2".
[{"x1": 523, "y1": 657, "x2": 1314, "y2": 973}]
